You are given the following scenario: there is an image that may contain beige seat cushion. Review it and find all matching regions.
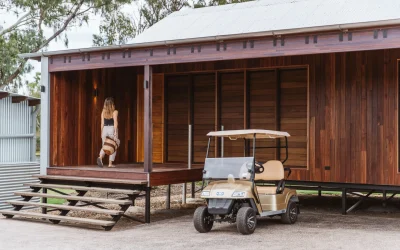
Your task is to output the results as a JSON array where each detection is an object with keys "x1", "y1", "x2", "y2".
[
  {"x1": 255, "y1": 160, "x2": 284, "y2": 181},
  {"x1": 256, "y1": 186, "x2": 277, "y2": 195}
]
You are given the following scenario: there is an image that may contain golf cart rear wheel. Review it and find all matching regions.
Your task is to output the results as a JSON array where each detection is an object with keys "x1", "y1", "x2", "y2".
[
  {"x1": 237, "y1": 207, "x2": 257, "y2": 235},
  {"x1": 281, "y1": 200, "x2": 298, "y2": 224},
  {"x1": 193, "y1": 206, "x2": 214, "y2": 233}
]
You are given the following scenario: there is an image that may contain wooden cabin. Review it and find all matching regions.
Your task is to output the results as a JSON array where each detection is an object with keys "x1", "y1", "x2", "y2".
[{"x1": 7, "y1": 0, "x2": 400, "y2": 226}]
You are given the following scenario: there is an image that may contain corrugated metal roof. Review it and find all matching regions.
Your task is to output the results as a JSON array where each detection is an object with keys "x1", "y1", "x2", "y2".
[
  {"x1": 19, "y1": 0, "x2": 400, "y2": 59},
  {"x1": 132, "y1": 0, "x2": 400, "y2": 44}
]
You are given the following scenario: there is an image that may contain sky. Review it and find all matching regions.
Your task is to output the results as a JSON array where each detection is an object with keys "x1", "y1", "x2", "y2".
[
  {"x1": 0, "y1": 7, "x2": 103, "y2": 94},
  {"x1": 1, "y1": 2, "x2": 190, "y2": 94}
]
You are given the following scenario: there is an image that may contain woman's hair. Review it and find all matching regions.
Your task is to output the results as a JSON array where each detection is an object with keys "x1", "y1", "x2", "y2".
[{"x1": 103, "y1": 97, "x2": 115, "y2": 119}]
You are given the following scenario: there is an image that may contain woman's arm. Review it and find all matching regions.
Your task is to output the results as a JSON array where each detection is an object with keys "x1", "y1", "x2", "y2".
[
  {"x1": 113, "y1": 110, "x2": 118, "y2": 136},
  {"x1": 100, "y1": 111, "x2": 104, "y2": 137}
]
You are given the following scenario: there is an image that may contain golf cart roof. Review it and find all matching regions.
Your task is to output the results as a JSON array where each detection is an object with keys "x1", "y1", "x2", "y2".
[{"x1": 207, "y1": 129, "x2": 290, "y2": 139}]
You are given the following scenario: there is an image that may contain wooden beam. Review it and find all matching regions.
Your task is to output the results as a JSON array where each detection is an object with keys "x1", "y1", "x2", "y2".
[
  {"x1": 28, "y1": 99, "x2": 41, "y2": 106},
  {"x1": 0, "y1": 92, "x2": 9, "y2": 99},
  {"x1": 244, "y1": 70, "x2": 250, "y2": 156},
  {"x1": 188, "y1": 74, "x2": 194, "y2": 164},
  {"x1": 215, "y1": 72, "x2": 221, "y2": 157},
  {"x1": 275, "y1": 69, "x2": 281, "y2": 160},
  {"x1": 163, "y1": 75, "x2": 168, "y2": 163},
  {"x1": 144, "y1": 65, "x2": 153, "y2": 173},
  {"x1": 12, "y1": 96, "x2": 28, "y2": 103},
  {"x1": 49, "y1": 26, "x2": 400, "y2": 72}
]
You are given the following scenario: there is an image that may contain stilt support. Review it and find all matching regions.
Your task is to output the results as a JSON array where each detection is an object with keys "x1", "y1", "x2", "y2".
[
  {"x1": 166, "y1": 184, "x2": 171, "y2": 209},
  {"x1": 145, "y1": 187, "x2": 151, "y2": 223},
  {"x1": 342, "y1": 188, "x2": 347, "y2": 215},
  {"x1": 191, "y1": 182, "x2": 195, "y2": 198}
]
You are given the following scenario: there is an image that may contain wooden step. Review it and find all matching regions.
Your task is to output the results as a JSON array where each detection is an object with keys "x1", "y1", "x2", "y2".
[
  {"x1": 34, "y1": 175, "x2": 147, "y2": 185},
  {"x1": 24, "y1": 183, "x2": 140, "y2": 195},
  {"x1": 8, "y1": 201, "x2": 123, "y2": 215},
  {"x1": 1, "y1": 210, "x2": 115, "y2": 227},
  {"x1": 15, "y1": 192, "x2": 132, "y2": 205}
]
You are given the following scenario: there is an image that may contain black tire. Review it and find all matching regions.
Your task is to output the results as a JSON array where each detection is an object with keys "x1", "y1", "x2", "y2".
[
  {"x1": 236, "y1": 207, "x2": 257, "y2": 235},
  {"x1": 281, "y1": 199, "x2": 298, "y2": 224},
  {"x1": 193, "y1": 206, "x2": 214, "y2": 233}
]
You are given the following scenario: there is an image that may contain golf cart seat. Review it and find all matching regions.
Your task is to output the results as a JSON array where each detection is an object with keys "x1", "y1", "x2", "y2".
[{"x1": 255, "y1": 160, "x2": 285, "y2": 195}]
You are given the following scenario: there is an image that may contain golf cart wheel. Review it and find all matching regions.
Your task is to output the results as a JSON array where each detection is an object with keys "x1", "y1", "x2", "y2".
[
  {"x1": 281, "y1": 200, "x2": 298, "y2": 224},
  {"x1": 236, "y1": 207, "x2": 257, "y2": 235},
  {"x1": 193, "y1": 206, "x2": 214, "y2": 233}
]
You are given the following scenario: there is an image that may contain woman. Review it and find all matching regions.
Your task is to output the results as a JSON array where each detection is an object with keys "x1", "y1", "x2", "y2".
[{"x1": 97, "y1": 97, "x2": 118, "y2": 168}]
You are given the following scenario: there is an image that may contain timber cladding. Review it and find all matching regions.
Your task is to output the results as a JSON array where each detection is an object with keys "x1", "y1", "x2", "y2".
[
  {"x1": 161, "y1": 69, "x2": 308, "y2": 166},
  {"x1": 50, "y1": 67, "x2": 139, "y2": 166},
  {"x1": 49, "y1": 49, "x2": 400, "y2": 186},
  {"x1": 154, "y1": 49, "x2": 399, "y2": 186}
]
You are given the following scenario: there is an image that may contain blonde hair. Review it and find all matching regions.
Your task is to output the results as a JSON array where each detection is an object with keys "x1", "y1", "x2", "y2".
[{"x1": 103, "y1": 97, "x2": 115, "y2": 119}]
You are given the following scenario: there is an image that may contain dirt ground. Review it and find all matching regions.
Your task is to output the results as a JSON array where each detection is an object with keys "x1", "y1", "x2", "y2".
[{"x1": 2, "y1": 189, "x2": 400, "y2": 250}]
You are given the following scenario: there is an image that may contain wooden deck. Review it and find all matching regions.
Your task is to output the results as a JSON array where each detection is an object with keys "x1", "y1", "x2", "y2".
[{"x1": 47, "y1": 163, "x2": 204, "y2": 186}]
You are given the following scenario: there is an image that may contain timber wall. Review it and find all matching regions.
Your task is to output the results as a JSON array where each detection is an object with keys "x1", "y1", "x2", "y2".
[{"x1": 50, "y1": 49, "x2": 399, "y2": 186}]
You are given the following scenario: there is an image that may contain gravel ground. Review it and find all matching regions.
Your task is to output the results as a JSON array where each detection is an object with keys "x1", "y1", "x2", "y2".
[
  {"x1": 2, "y1": 192, "x2": 400, "y2": 250},
  {"x1": 2, "y1": 208, "x2": 400, "y2": 250}
]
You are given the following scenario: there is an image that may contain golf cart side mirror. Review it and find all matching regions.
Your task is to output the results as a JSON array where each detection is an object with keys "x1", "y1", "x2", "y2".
[{"x1": 284, "y1": 167, "x2": 292, "y2": 178}]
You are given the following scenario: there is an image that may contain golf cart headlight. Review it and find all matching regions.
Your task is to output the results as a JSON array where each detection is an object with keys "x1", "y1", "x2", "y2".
[
  {"x1": 232, "y1": 191, "x2": 246, "y2": 197},
  {"x1": 201, "y1": 191, "x2": 210, "y2": 196}
]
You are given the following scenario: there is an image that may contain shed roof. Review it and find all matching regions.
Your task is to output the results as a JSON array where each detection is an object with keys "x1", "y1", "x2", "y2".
[
  {"x1": 20, "y1": 0, "x2": 400, "y2": 59},
  {"x1": 132, "y1": 0, "x2": 400, "y2": 44},
  {"x1": 0, "y1": 90, "x2": 40, "y2": 102}
]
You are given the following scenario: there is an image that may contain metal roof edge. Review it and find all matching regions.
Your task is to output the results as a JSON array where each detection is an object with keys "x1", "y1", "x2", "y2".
[
  {"x1": 0, "y1": 90, "x2": 40, "y2": 100},
  {"x1": 18, "y1": 18, "x2": 400, "y2": 60}
]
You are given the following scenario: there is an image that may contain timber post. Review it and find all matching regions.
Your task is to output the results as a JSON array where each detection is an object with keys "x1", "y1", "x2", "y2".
[{"x1": 144, "y1": 65, "x2": 153, "y2": 223}]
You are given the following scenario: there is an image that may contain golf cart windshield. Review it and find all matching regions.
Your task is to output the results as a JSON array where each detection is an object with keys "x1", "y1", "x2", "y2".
[{"x1": 203, "y1": 157, "x2": 254, "y2": 180}]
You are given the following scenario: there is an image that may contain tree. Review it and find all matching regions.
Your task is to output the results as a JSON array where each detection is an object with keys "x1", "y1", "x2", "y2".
[
  {"x1": 27, "y1": 71, "x2": 40, "y2": 98},
  {"x1": 92, "y1": 0, "x2": 190, "y2": 46},
  {"x1": 0, "y1": 0, "x2": 134, "y2": 90},
  {"x1": 26, "y1": 71, "x2": 41, "y2": 150},
  {"x1": 92, "y1": 0, "x2": 255, "y2": 46}
]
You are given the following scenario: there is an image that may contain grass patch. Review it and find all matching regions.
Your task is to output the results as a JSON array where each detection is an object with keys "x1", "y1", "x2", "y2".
[
  {"x1": 297, "y1": 190, "x2": 342, "y2": 196},
  {"x1": 45, "y1": 189, "x2": 75, "y2": 205}
]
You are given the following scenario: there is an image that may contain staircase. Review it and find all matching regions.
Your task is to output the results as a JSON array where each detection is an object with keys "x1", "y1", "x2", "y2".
[{"x1": 1, "y1": 175, "x2": 148, "y2": 231}]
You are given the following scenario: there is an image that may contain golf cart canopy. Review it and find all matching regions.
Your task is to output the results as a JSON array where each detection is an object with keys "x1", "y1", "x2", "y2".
[{"x1": 207, "y1": 129, "x2": 290, "y2": 139}]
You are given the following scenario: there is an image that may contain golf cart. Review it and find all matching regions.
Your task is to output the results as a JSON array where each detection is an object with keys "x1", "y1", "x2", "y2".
[{"x1": 193, "y1": 129, "x2": 299, "y2": 235}]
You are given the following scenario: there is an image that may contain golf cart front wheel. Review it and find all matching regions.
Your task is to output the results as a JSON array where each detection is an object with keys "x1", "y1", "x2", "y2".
[
  {"x1": 281, "y1": 200, "x2": 298, "y2": 224},
  {"x1": 193, "y1": 206, "x2": 214, "y2": 233},
  {"x1": 237, "y1": 207, "x2": 257, "y2": 235}
]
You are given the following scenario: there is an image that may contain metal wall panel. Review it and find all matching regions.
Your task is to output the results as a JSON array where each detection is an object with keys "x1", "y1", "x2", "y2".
[
  {"x1": 0, "y1": 164, "x2": 40, "y2": 209},
  {"x1": 0, "y1": 96, "x2": 40, "y2": 209},
  {"x1": 0, "y1": 96, "x2": 35, "y2": 163}
]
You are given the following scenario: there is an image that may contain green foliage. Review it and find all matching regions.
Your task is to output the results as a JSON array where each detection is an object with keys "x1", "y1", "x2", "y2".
[
  {"x1": 92, "y1": 0, "x2": 255, "y2": 46},
  {"x1": 208, "y1": 0, "x2": 252, "y2": 5},
  {"x1": 0, "y1": 0, "x2": 134, "y2": 90},
  {"x1": 93, "y1": 10, "x2": 139, "y2": 46},
  {"x1": 26, "y1": 72, "x2": 41, "y2": 144},
  {"x1": 27, "y1": 72, "x2": 40, "y2": 98},
  {"x1": 93, "y1": 0, "x2": 190, "y2": 46},
  {"x1": 194, "y1": 0, "x2": 253, "y2": 8},
  {"x1": 1, "y1": 0, "x2": 256, "y2": 90}
]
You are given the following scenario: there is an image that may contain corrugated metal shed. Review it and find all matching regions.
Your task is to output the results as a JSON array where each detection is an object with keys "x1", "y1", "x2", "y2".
[
  {"x1": 0, "y1": 91, "x2": 40, "y2": 209},
  {"x1": 132, "y1": 0, "x2": 400, "y2": 44}
]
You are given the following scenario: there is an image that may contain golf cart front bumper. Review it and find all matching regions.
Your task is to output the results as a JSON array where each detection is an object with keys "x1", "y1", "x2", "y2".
[{"x1": 207, "y1": 199, "x2": 234, "y2": 215}]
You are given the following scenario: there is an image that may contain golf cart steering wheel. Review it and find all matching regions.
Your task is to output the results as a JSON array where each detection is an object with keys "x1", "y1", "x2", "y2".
[{"x1": 254, "y1": 162, "x2": 264, "y2": 174}]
